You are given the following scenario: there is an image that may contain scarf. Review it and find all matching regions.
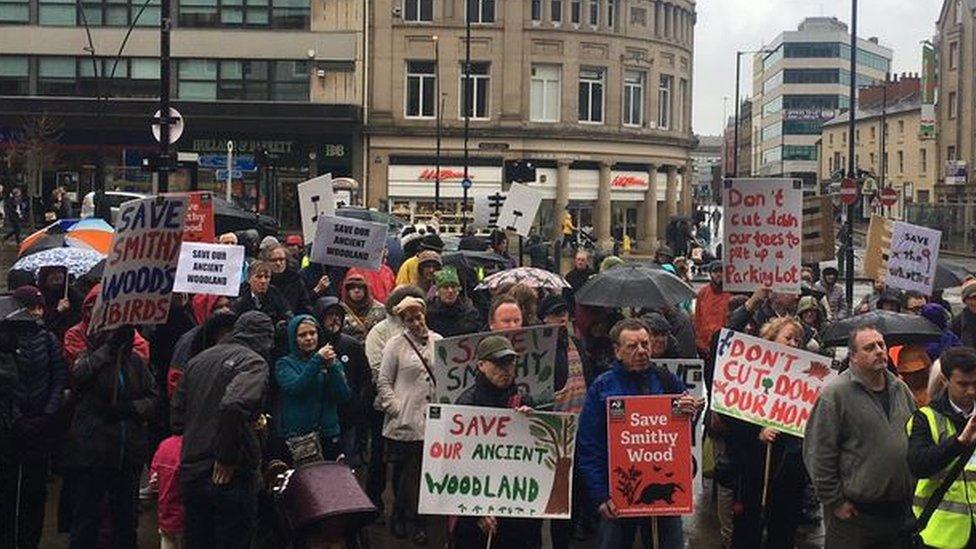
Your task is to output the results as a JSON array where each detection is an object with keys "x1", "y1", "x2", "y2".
[{"x1": 554, "y1": 337, "x2": 587, "y2": 413}]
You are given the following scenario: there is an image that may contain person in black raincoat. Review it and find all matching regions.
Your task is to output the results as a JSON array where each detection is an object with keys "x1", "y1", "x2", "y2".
[
  {"x1": 265, "y1": 244, "x2": 313, "y2": 315},
  {"x1": 425, "y1": 268, "x2": 481, "y2": 338},
  {"x1": 232, "y1": 259, "x2": 292, "y2": 326}
]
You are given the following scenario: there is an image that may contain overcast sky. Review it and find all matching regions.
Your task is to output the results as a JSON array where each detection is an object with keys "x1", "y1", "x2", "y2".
[{"x1": 692, "y1": 0, "x2": 943, "y2": 136}]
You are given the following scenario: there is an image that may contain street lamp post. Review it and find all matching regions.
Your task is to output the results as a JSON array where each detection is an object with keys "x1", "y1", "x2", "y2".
[
  {"x1": 461, "y1": 4, "x2": 471, "y2": 231},
  {"x1": 732, "y1": 49, "x2": 771, "y2": 177},
  {"x1": 845, "y1": 0, "x2": 858, "y2": 315},
  {"x1": 158, "y1": 0, "x2": 172, "y2": 193},
  {"x1": 433, "y1": 35, "x2": 441, "y2": 212}
]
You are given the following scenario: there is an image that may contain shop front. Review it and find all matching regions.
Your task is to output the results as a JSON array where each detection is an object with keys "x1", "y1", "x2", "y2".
[{"x1": 387, "y1": 163, "x2": 503, "y2": 233}]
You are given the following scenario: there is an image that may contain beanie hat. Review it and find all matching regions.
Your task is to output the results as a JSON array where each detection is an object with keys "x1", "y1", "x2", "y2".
[
  {"x1": 393, "y1": 296, "x2": 426, "y2": 316},
  {"x1": 599, "y1": 256, "x2": 624, "y2": 272},
  {"x1": 417, "y1": 250, "x2": 442, "y2": 268},
  {"x1": 12, "y1": 285, "x2": 44, "y2": 308},
  {"x1": 435, "y1": 268, "x2": 460, "y2": 288}
]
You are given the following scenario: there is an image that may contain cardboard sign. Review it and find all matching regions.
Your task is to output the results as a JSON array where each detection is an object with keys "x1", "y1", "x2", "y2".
[
  {"x1": 887, "y1": 221, "x2": 941, "y2": 295},
  {"x1": 863, "y1": 215, "x2": 892, "y2": 280},
  {"x1": 89, "y1": 196, "x2": 188, "y2": 334},
  {"x1": 496, "y1": 183, "x2": 543, "y2": 237},
  {"x1": 419, "y1": 404, "x2": 577, "y2": 519},
  {"x1": 607, "y1": 395, "x2": 694, "y2": 517},
  {"x1": 472, "y1": 192, "x2": 506, "y2": 230},
  {"x1": 712, "y1": 329, "x2": 838, "y2": 438},
  {"x1": 173, "y1": 242, "x2": 245, "y2": 297},
  {"x1": 654, "y1": 359, "x2": 706, "y2": 488},
  {"x1": 310, "y1": 214, "x2": 386, "y2": 270},
  {"x1": 801, "y1": 195, "x2": 835, "y2": 264},
  {"x1": 432, "y1": 326, "x2": 558, "y2": 406},
  {"x1": 180, "y1": 191, "x2": 215, "y2": 243},
  {"x1": 722, "y1": 178, "x2": 803, "y2": 293},
  {"x1": 298, "y1": 174, "x2": 336, "y2": 245}
]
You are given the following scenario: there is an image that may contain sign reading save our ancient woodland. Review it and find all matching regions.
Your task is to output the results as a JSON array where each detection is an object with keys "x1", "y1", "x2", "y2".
[
  {"x1": 418, "y1": 404, "x2": 577, "y2": 519},
  {"x1": 607, "y1": 395, "x2": 694, "y2": 517}
]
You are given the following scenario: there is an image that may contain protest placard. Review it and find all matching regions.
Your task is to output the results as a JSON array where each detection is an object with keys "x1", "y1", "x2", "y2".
[
  {"x1": 472, "y1": 191, "x2": 506, "y2": 230},
  {"x1": 722, "y1": 178, "x2": 803, "y2": 293},
  {"x1": 801, "y1": 195, "x2": 835, "y2": 263},
  {"x1": 887, "y1": 220, "x2": 941, "y2": 295},
  {"x1": 298, "y1": 174, "x2": 336, "y2": 245},
  {"x1": 180, "y1": 191, "x2": 215, "y2": 243},
  {"x1": 432, "y1": 326, "x2": 558, "y2": 406},
  {"x1": 654, "y1": 359, "x2": 706, "y2": 487},
  {"x1": 88, "y1": 195, "x2": 188, "y2": 334},
  {"x1": 711, "y1": 329, "x2": 838, "y2": 437},
  {"x1": 863, "y1": 215, "x2": 893, "y2": 280},
  {"x1": 496, "y1": 183, "x2": 543, "y2": 237},
  {"x1": 309, "y1": 214, "x2": 386, "y2": 270},
  {"x1": 419, "y1": 404, "x2": 577, "y2": 519},
  {"x1": 173, "y1": 242, "x2": 245, "y2": 297},
  {"x1": 607, "y1": 395, "x2": 694, "y2": 517}
]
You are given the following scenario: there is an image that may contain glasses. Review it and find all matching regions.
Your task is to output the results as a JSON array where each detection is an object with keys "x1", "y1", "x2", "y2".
[{"x1": 271, "y1": 257, "x2": 287, "y2": 263}]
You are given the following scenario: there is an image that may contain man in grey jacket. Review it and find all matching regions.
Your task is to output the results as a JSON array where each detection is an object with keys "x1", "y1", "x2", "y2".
[
  {"x1": 171, "y1": 311, "x2": 274, "y2": 549},
  {"x1": 803, "y1": 325, "x2": 917, "y2": 548}
]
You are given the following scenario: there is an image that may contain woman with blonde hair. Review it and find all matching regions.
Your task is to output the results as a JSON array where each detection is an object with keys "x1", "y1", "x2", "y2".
[{"x1": 725, "y1": 316, "x2": 809, "y2": 549}]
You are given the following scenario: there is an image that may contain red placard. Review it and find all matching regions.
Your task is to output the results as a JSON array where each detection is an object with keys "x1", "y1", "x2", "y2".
[
  {"x1": 607, "y1": 395, "x2": 694, "y2": 517},
  {"x1": 181, "y1": 191, "x2": 215, "y2": 243}
]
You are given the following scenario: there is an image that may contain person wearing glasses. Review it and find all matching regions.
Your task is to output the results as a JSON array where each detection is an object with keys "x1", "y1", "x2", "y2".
[
  {"x1": 264, "y1": 244, "x2": 313, "y2": 315},
  {"x1": 231, "y1": 260, "x2": 293, "y2": 326}
]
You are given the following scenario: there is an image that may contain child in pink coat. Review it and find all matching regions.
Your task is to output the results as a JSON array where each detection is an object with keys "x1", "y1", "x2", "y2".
[{"x1": 149, "y1": 435, "x2": 184, "y2": 549}]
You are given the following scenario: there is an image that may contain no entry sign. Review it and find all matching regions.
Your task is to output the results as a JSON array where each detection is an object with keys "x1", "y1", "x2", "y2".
[
  {"x1": 840, "y1": 178, "x2": 857, "y2": 205},
  {"x1": 881, "y1": 186, "x2": 898, "y2": 207}
]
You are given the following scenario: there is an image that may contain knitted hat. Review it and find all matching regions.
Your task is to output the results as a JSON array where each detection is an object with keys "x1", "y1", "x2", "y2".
[
  {"x1": 12, "y1": 285, "x2": 44, "y2": 308},
  {"x1": 435, "y1": 268, "x2": 460, "y2": 288},
  {"x1": 393, "y1": 296, "x2": 426, "y2": 316},
  {"x1": 417, "y1": 250, "x2": 442, "y2": 268}
]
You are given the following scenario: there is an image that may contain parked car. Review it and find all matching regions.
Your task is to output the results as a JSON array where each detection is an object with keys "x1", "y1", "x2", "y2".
[{"x1": 81, "y1": 191, "x2": 278, "y2": 237}]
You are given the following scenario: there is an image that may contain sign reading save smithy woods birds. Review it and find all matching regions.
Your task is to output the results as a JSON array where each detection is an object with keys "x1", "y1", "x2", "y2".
[
  {"x1": 607, "y1": 395, "x2": 694, "y2": 517},
  {"x1": 418, "y1": 404, "x2": 577, "y2": 519},
  {"x1": 711, "y1": 329, "x2": 838, "y2": 438}
]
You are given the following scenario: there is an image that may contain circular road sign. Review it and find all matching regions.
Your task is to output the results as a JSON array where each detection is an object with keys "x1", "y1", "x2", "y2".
[
  {"x1": 880, "y1": 186, "x2": 898, "y2": 207},
  {"x1": 840, "y1": 177, "x2": 857, "y2": 205},
  {"x1": 461, "y1": 178, "x2": 472, "y2": 190},
  {"x1": 151, "y1": 108, "x2": 184, "y2": 145}
]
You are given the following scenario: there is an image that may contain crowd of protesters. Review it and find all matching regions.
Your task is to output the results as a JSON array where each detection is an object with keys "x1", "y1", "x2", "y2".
[{"x1": 4, "y1": 209, "x2": 976, "y2": 549}]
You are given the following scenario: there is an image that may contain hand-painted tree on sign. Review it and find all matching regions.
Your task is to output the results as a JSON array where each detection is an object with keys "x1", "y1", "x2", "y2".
[{"x1": 528, "y1": 413, "x2": 577, "y2": 515}]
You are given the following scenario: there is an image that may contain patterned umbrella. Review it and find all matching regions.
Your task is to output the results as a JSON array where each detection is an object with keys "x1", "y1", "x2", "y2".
[
  {"x1": 474, "y1": 267, "x2": 571, "y2": 292},
  {"x1": 12, "y1": 247, "x2": 105, "y2": 277},
  {"x1": 66, "y1": 218, "x2": 114, "y2": 255}
]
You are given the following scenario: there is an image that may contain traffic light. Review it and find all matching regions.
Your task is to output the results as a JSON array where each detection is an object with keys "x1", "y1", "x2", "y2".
[{"x1": 504, "y1": 160, "x2": 537, "y2": 183}]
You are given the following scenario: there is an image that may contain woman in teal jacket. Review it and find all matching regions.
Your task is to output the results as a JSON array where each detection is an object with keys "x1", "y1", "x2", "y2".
[{"x1": 275, "y1": 314, "x2": 352, "y2": 460}]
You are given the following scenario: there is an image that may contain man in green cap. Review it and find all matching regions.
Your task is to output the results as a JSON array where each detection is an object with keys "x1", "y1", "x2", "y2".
[
  {"x1": 425, "y1": 267, "x2": 481, "y2": 337},
  {"x1": 453, "y1": 335, "x2": 538, "y2": 547}
]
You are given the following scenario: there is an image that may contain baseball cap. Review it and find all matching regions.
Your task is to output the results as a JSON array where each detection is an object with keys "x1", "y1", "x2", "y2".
[{"x1": 476, "y1": 335, "x2": 519, "y2": 362}]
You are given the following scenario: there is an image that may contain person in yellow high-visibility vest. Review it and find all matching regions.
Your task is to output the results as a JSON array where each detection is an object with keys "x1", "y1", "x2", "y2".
[{"x1": 906, "y1": 347, "x2": 976, "y2": 549}]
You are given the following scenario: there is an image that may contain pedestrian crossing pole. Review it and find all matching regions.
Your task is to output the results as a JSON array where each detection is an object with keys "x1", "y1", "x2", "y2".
[{"x1": 844, "y1": 0, "x2": 857, "y2": 316}]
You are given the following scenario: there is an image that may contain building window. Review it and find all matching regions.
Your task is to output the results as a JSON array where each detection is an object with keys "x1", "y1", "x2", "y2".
[
  {"x1": 37, "y1": 57, "x2": 76, "y2": 96},
  {"x1": 898, "y1": 120, "x2": 904, "y2": 134},
  {"x1": 622, "y1": 70, "x2": 644, "y2": 126},
  {"x1": 176, "y1": 59, "x2": 306, "y2": 101},
  {"x1": 530, "y1": 64, "x2": 561, "y2": 122},
  {"x1": 629, "y1": 6, "x2": 645, "y2": 25},
  {"x1": 948, "y1": 146, "x2": 957, "y2": 161},
  {"x1": 38, "y1": 0, "x2": 76, "y2": 24},
  {"x1": 178, "y1": 59, "x2": 219, "y2": 100},
  {"x1": 956, "y1": 0, "x2": 963, "y2": 23},
  {"x1": 79, "y1": 0, "x2": 161, "y2": 26},
  {"x1": 550, "y1": 0, "x2": 561, "y2": 22},
  {"x1": 606, "y1": 0, "x2": 614, "y2": 28},
  {"x1": 460, "y1": 62, "x2": 490, "y2": 119},
  {"x1": 570, "y1": 0, "x2": 580, "y2": 23},
  {"x1": 855, "y1": 129, "x2": 860, "y2": 142},
  {"x1": 588, "y1": 0, "x2": 598, "y2": 25},
  {"x1": 658, "y1": 74, "x2": 673, "y2": 129},
  {"x1": 870, "y1": 126, "x2": 875, "y2": 140},
  {"x1": 897, "y1": 150, "x2": 904, "y2": 173},
  {"x1": 531, "y1": 0, "x2": 541, "y2": 21},
  {"x1": 950, "y1": 41, "x2": 959, "y2": 70},
  {"x1": 949, "y1": 91, "x2": 958, "y2": 119},
  {"x1": 883, "y1": 152, "x2": 888, "y2": 172},
  {"x1": 0, "y1": 56, "x2": 29, "y2": 94},
  {"x1": 578, "y1": 67, "x2": 604, "y2": 123},
  {"x1": 828, "y1": 133, "x2": 833, "y2": 145},
  {"x1": 405, "y1": 61, "x2": 436, "y2": 117},
  {"x1": 179, "y1": 0, "x2": 307, "y2": 28},
  {"x1": 920, "y1": 148, "x2": 927, "y2": 173},
  {"x1": 467, "y1": 0, "x2": 494, "y2": 23},
  {"x1": 870, "y1": 152, "x2": 876, "y2": 166},
  {"x1": 403, "y1": 0, "x2": 433, "y2": 22},
  {"x1": 272, "y1": 60, "x2": 309, "y2": 100},
  {"x1": 0, "y1": 0, "x2": 29, "y2": 23}
]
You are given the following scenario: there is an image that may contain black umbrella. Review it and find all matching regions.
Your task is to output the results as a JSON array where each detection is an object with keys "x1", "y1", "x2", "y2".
[
  {"x1": 442, "y1": 250, "x2": 509, "y2": 271},
  {"x1": 801, "y1": 282, "x2": 826, "y2": 300},
  {"x1": 575, "y1": 263, "x2": 694, "y2": 309},
  {"x1": 821, "y1": 310, "x2": 943, "y2": 347},
  {"x1": 212, "y1": 197, "x2": 279, "y2": 237},
  {"x1": 934, "y1": 260, "x2": 973, "y2": 291}
]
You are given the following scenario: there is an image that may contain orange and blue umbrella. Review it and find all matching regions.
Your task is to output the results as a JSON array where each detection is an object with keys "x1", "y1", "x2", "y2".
[{"x1": 18, "y1": 218, "x2": 114, "y2": 258}]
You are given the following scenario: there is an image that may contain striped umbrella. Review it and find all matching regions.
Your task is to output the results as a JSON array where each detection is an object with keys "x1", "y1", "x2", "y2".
[{"x1": 65, "y1": 218, "x2": 114, "y2": 255}]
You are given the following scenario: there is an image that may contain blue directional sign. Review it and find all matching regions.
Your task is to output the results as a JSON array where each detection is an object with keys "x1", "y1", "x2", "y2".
[
  {"x1": 461, "y1": 178, "x2": 472, "y2": 190},
  {"x1": 215, "y1": 169, "x2": 244, "y2": 180},
  {"x1": 200, "y1": 154, "x2": 255, "y2": 171}
]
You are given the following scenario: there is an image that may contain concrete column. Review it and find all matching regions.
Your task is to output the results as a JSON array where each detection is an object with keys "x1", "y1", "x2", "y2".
[
  {"x1": 641, "y1": 164, "x2": 659, "y2": 252},
  {"x1": 665, "y1": 164, "x2": 679, "y2": 222},
  {"x1": 680, "y1": 161, "x2": 694, "y2": 215},
  {"x1": 596, "y1": 161, "x2": 613, "y2": 252},
  {"x1": 551, "y1": 159, "x2": 571, "y2": 242}
]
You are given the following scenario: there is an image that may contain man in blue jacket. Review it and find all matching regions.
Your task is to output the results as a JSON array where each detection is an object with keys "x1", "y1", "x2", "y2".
[{"x1": 577, "y1": 317, "x2": 703, "y2": 549}]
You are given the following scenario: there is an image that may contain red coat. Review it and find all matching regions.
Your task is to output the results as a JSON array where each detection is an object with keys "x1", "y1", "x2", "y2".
[
  {"x1": 150, "y1": 435, "x2": 184, "y2": 535},
  {"x1": 693, "y1": 283, "x2": 732, "y2": 356},
  {"x1": 62, "y1": 285, "x2": 150, "y2": 366},
  {"x1": 345, "y1": 266, "x2": 396, "y2": 304}
]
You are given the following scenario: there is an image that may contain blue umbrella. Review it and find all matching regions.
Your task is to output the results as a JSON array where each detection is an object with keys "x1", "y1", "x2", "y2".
[{"x1": 12, "y1": 247, "x2": 105, "y2": 277}]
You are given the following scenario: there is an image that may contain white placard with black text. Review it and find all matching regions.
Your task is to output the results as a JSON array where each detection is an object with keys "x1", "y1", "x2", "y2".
[
  {"x1": 495, "y1": 183, "x2": 543, "y2": 237},
  {"x1": 298, "y1": 174, "x2": 336, "y2": 245},
  {"x1": 310, "y1": 214, "x2": 387, "y2": 270},
  {"x1": 173, "y1": 243, "x2": 245, "y2": 297}
]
